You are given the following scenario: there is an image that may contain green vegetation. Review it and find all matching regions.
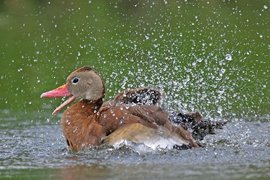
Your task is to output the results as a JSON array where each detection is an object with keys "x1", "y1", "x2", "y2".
[{"x1": 0, "y1": 0, "x2": 269, "y2": 117}]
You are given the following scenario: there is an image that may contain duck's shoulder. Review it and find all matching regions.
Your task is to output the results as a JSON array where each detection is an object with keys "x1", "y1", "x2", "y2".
[{"x1": 113, "y1": 87, "x2": 163, "y2": 105}]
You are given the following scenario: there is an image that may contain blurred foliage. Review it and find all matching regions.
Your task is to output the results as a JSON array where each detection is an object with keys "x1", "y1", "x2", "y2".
[{"x1": 0, "y1": 0, "x2": 269, "y2": 118}]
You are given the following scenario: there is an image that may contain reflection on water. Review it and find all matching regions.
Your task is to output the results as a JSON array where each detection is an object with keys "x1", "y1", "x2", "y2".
[
  {"x1": 1, "y1": 164, "x2": 270, "y2": 180},
  {"x1": 0, "y1": 112, "x2": 269, "y2": 179}
]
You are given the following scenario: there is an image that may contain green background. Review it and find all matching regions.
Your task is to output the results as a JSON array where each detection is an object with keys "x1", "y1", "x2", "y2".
[{"x1": 1, "y1": 0, "x2": 269, "y2": 118}]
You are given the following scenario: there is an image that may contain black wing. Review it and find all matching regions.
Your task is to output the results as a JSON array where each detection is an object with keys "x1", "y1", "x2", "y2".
[{"x1": 114, "y1": 88, "x2": 162, "y2": 105}]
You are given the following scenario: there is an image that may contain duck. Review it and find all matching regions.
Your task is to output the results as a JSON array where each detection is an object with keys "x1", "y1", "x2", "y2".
[{"x1": 41, "y1": 66, "x2": 225, "y2": 152}]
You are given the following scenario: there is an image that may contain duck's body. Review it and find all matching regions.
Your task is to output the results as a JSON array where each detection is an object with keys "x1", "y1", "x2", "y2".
[
  {"x1": 41, "y1": 66, "x2": 224, "y2": 152},
  {"x1": 61, "y1": 97, "x2": 198, "y2": 151}
]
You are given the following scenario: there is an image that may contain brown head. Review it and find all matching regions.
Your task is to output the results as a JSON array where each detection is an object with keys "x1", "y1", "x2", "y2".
[{"x1": 41, "y1": 66, "x2": 105, "y2": 115}]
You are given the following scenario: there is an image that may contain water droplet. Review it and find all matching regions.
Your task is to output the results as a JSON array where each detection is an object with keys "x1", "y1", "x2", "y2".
[
  {"x1": 197, "y1": 58, "x2": 203, "y2": 62},
  {"x1": 225, "y1": 54, "x2": 232, "y2": 61},
  {"x1": 185, "y1": 68, "x2": 191, "y2": 73},
  {"x1": 219, "y1": 68, "x2": 226, "y2": 76},
  {"x1": 192, "y1": 62, "x2": 197, "y2": 66},
  {"x1": 66, "y1": 120, "x2": 71, "y2": 125}
]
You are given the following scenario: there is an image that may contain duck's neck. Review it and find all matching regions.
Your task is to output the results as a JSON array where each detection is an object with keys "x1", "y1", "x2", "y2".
[
  {"x1": 61, "y1": 97, "x2": 105, "y2": 151},
  {"x1": 80, "y1": 98, "x2": 104, "y2": 113}
]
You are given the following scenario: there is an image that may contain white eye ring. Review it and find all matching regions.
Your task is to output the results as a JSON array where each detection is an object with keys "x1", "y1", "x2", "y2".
[{"x1": 72, "y1": 77, "x2": 80, "y2": 84}]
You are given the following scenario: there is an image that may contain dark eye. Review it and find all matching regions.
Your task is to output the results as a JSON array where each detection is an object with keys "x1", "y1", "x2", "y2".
[{"x1": 72, "y1": 77, "x2": 80, "y2": 84}]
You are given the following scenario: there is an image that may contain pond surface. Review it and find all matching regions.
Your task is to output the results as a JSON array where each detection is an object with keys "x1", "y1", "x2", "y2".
[
  {"x1": 0, "y1": 112, "x2": 269, "y2": 179},
  {"x1": 0, "y1": 0, "x2": 270, "y2": 179}
]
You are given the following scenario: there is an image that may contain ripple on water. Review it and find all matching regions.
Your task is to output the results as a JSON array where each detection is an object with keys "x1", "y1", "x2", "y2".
[
  {"x1": 0, "y1": 116, "x2": 269, "y2": 168},
  {"x1": 0, "y1": 112, "x2": 270, "y2": 180}
]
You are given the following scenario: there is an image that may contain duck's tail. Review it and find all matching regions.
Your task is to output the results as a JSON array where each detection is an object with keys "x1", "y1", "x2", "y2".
[{"x1": 169, "y1": 111, "x2": 227, "y2": 141}]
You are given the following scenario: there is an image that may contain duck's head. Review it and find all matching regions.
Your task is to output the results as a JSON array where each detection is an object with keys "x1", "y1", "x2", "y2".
[{"x1": 41, "y1": 66, "x2": 105, "y2": 115}]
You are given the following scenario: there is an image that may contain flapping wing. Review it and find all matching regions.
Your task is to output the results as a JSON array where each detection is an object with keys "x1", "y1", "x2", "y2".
[{"x1": 114, "y1": 87, "x2": 163, "y2": 105}]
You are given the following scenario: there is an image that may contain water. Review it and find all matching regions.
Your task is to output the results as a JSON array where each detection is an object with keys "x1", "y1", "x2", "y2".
[
  {"x1": 1, "y1": 0, "x2": 270, "y2": 179},
  {"x1": 0, "y1": 111, "x2": 269, "y2": 179}
]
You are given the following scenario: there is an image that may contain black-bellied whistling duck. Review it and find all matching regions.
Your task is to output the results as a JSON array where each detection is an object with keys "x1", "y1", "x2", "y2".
[{"x1": 41, "y1": 66, "x2": 224, "y2": 151}]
